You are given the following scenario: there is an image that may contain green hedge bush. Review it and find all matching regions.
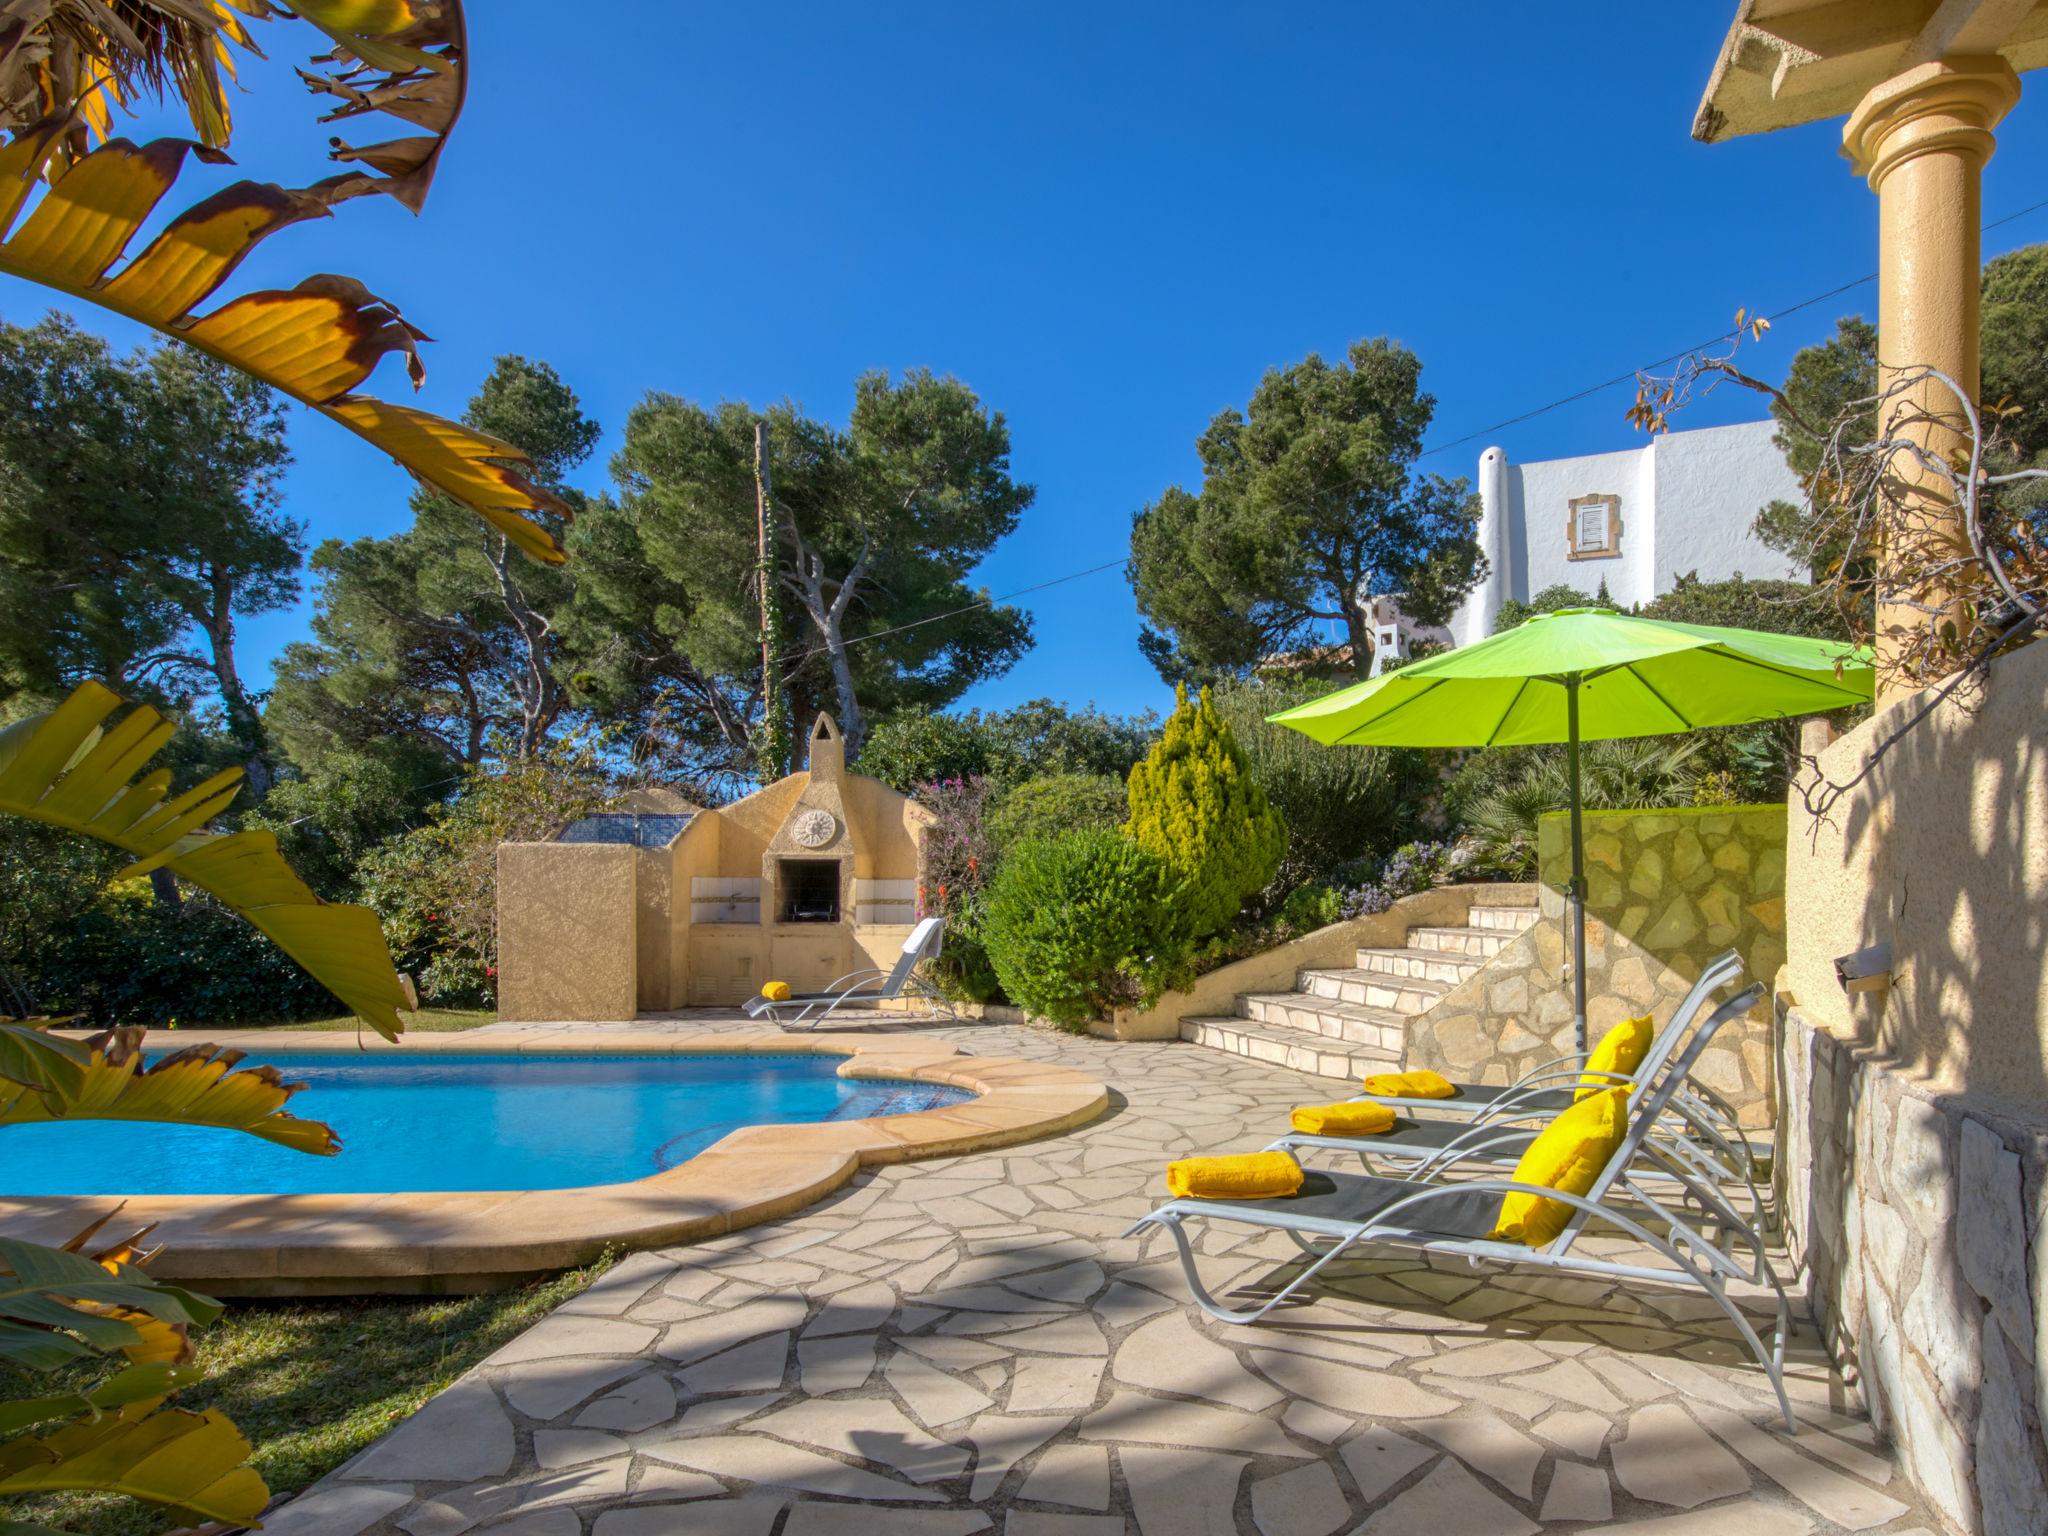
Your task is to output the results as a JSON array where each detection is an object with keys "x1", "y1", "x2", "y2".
[
  {"x1": 20, "y1": 888, "x2": 338, "y2": 1025},
  {"x1": 986, "y1": 772, "x2": 1126, "y2": 853},
  {"x1": 981, "y1": 827, "x2": 1185, "y2": 1028}
]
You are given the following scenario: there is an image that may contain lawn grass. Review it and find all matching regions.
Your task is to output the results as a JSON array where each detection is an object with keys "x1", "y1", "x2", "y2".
[
  {"x1": 268, "y1": 1011, "x2": 499, "y2": 1036},
  {"x1": 157, "y1": 1007, "x2": 497, "y2": 1034},
  {"x1": 9, "y1": 1255, "x2": 613, "y2": 1535}
]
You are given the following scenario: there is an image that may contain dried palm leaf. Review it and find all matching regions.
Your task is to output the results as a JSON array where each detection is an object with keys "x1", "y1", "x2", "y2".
[
  {"x1": 0, "y1": 1, "x2": 572, "y2": 561},
  {"x1": 0, "y1": 680, "x2": 410, "y2": 1037}
]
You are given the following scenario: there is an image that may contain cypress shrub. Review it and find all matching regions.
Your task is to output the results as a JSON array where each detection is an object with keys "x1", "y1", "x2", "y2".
[{"x1": 1125, "y1": 684, "x2": 1287, "y2": 938}]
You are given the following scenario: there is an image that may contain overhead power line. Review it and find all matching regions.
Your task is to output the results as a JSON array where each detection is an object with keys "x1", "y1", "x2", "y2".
[
  {"x1": 764, "y1": 194, "x2": 2048, "y2": 662},
  {"x1": 1416, "y1": 191, "x2": 2048, "y2": 463}
]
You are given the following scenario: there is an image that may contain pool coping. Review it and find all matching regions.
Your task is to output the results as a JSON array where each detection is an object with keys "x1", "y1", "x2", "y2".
[{"x1": 0, "y1": 1028, "x2": 1110, "y2": 1295}]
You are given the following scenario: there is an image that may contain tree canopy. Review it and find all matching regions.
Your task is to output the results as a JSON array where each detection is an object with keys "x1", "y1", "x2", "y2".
[
  {"x1": 1758, "y1": 242, "x2": 2048, "y2": 571},
  {"x1": 1129, "y1": 338, "x2": 1484, "y2": 684},
  {"x1": 613, "y1": 371, "x2": 1036, "y2": 759},
  {"x1": 266, "y1": 356, "x2": 596, "y2": 776},
  {"x1": 0, "y1": 314, "x2": 298, "y2": 788}
]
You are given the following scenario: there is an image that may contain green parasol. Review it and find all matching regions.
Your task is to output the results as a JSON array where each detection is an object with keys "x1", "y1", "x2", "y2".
[{"x1": 1269, "y1": 607, "x2": 1872, "y2": 1048}]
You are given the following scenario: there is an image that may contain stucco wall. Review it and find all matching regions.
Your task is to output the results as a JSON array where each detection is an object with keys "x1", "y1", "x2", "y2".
[
  {"x1": 1785, "y1": 638, "x2": 2048, "y2": 1119},
  {"x1": 1453, "y1": 420, "x2": 1804, "y2": 645},
  {"x1": 1778, "y1": 998, "x2": 2048, "y2": 1534},
  {"x1": 495, "y1": 842, "x2": 638, "y2": 1023},
  {"x1": 1403, "y1": 804, "x2": 1788, "y2": 1127}
]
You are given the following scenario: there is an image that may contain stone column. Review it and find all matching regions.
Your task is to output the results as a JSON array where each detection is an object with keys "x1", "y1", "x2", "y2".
[{"x1": 1841, "y1": 57, "x2": 2020, "y2": 702}]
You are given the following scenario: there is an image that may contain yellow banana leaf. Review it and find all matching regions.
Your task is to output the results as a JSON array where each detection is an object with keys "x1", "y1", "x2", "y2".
[
  {"x1": 0, "y1": 1, "x2": 573, "y2": 563},
  {"x1": 0, "y1": 1030, "x2": 340, "y2": 1155},
  {"x1": 0, "y1": 1234, "x2": 221, "y2": 1374},
  {"x1": 0, "y1": 1400, "x2": 268, "y2": 1528},
  {"x1": 0, "y1": 1362, "x2": 202, "y2": 1436},
  {"x1": 0, "y1": 682, "x2": 409, "y2": 1038}
]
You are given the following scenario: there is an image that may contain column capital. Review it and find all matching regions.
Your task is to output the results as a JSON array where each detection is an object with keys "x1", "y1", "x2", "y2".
[{"x1": 1841, "y1": 56, "x2": 2021, "y2": 189}]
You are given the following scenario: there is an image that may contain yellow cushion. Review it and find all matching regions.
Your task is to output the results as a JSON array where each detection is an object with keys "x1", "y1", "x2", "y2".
[
  {"x1": 1490, "y1": 1086, "x2": 1630, "y2": 1246},
  {"x1": 1290, "y1": 1101, "x2": 1396, "y2": 1137},
  {"x1": 1361, "y1": 1069, "x2": 1457, "y2": 1100},
  {"x1": 1165, "y1": 1151, "x2": 1304, "y2": 1200},
  {"x1": 1578, "y1": 1011, "x2": 1654, "y2": 1100},
  {"x1": 761, "y1": 980, "x2": 792, "y2": 1002}
]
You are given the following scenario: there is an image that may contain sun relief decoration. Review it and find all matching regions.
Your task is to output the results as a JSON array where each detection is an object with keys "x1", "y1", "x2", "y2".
[{"x1": 791, "y1": 808, "x2": 837, "y2": 848}]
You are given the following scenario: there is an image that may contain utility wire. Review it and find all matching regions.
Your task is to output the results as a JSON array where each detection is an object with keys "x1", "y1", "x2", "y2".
[
  {"x1": 758, "y1": 194, "x2": 2048, "y2": 667},
  {"x1": 765, "y1": 558, "x2": 1130, "y2": 668},
  {"x1": 1416, "y1": 191, "x2": 2048, "y2": 463}
]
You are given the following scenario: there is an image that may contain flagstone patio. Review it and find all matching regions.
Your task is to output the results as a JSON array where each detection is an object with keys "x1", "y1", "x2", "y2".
[{"x1": 272, "y1": 1020, "x2": 1939, "y2": 1536}]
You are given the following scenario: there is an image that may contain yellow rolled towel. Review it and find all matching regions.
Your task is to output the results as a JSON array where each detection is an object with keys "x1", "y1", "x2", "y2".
[
  {"x1": 1362, "y1": 1069, "x2": 1458, "y2": 1100},
  {"x1": 761, "y1": 980, "x2": 792, "y2": 1002},
  {"x1": 1290, "y1": 1100, "x2": 1397, "y2": 1137},
  {"x1": 1165, "y1": 1151, "x2": 1304, "y2": 1200}
]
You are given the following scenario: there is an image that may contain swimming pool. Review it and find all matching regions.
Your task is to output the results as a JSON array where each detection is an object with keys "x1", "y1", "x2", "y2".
[{"x1": 0, "y1": 1052, "x2": 973, "y2": 1196}]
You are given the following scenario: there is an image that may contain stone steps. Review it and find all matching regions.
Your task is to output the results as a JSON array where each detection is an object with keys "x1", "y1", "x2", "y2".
[
  {"x1": 1237, "y1": 992, "x2": 1409, "y2": 1054},
  {"x1": 1467, "y1": 903, "x2": 1540, "y2": 934},
  {"x1": 1407, "y1": 924, "x2": 1519, "y2": 958},
  {"x1": 1177, "y1": 902, "x2": 1541, "y2": 1081},
  {"x1": 1298, "y1": 966, "x2": 1454, "y2": 1014},
  {"x1": 1352, "y1": 945, "x2": 1488, "y2": 986},
  {"x1": 1176, "y1": 1015, "x2": 1397, "y2": 1083}
]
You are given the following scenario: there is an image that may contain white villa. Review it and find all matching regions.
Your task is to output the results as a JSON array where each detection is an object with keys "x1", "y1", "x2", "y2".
[{"x1": 1446, "y1": 418, "x2": 1807, "y2": 648}]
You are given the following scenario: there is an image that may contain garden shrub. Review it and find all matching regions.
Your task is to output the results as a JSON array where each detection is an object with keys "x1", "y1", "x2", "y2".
[
  {"x1": 1279, "y1": 881, "x2": 1343, "y2": 933},
  {"x1": 1451, "y1": 738, "x2": 1706, "y2": 878},
  {"x1": 914, "y1": 776, "x2": 1004, "y2": 1003},
  {"x1": 981, "y1": 827, "x2": 1185, "y2": 1028},
  {"x1": 1336, "y1": 840, "x2": 1472, "y2": 918},
  {"x1": 1212, "y1": 677, "x2": 1433, "y2": 895},
  {"x1": 21, "y1": 885, "x2": 339, "y2": 1025},
  {"x1": 1125, "y1": 684, "x2": 1287, "y2": 940},
  {"x1": 986, "y1": 772, "x2": 1126, "y2": 853},
  {"x1": 861, "y1": 700, "x2": 1158, "y2": 795}
]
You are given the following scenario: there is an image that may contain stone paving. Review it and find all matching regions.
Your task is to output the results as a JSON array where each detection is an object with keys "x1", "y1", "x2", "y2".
[{"x1": 277, "y1": 1021, "x2": 1940, "y2": 1536}]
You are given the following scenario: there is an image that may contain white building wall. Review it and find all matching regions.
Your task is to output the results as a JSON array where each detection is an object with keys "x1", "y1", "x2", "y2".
[{"x1": 1452, "y1": 419, "x2": 1804, "y2": 646}]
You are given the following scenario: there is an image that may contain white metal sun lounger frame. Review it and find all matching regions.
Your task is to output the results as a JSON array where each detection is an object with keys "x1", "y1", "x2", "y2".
[
  {"x1": 1354, "y1": 949, "x2": 1764, "y2": 1173},
  {"x1": 1124, "y1": 982, "x2": 1799, "y2": 1431},
  {"x1": 1357, "y1": 949, "x2": 1743, "y2": 1116},
  {"x1": 741, "y1": 916, "x2": 948, "y2": 1029},
  {"x1": 1273, "y1": 958, "x2": 1771, "y2": 1231}
]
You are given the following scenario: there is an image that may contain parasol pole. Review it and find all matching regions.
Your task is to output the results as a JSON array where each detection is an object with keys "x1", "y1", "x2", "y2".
[{"x1": 1565, "y1": 674, "x2": 1588, "y2": 1053}]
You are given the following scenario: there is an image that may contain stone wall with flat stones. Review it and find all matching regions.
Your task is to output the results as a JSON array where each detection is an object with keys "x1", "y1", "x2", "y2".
[
  {"x1": 1778, "y1": 998, "x2": 2048, "y2": 1535},
  {"x1": 1403, "y1": 803, "x2": 1786, "y2": 1129}
]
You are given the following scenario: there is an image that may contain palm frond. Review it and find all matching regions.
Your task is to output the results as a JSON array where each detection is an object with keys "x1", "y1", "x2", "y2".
[
  {"x1": 0, "y1": 681, "x2": 409, "y2": 1037},
  {"x1": 0, "y1": 1, "x2": 571, "y2": 562}
]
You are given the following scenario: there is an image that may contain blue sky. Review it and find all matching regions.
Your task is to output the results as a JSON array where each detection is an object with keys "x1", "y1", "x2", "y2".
[{"x1": 10, "y1": 2, "x2": 2048, "y2": 724}]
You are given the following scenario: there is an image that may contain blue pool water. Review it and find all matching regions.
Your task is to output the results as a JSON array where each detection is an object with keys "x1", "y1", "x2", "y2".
[{"x1": 0, "y1": 1053, "x2": 971, "y2": 1196}]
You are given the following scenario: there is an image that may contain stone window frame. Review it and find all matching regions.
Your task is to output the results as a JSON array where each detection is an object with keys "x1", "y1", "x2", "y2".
[{"x1": 1566, "y1": 493, "x2": 1622, "y2": 561}]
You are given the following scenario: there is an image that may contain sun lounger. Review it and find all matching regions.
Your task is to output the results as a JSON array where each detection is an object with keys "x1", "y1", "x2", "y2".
[
  {"x1": 1276, "y1": 966, "x2": 1770, "y2": 1229},
  {"x1": 1125, "y1": 984, "x2": 1798, "y2": 1431},
  {"x1": 741, "y1": 917, "x2": 948, "y2": 1029},
  {"x1": 1357, "y1": 950, "x2": 1746, "y2": 1119}
]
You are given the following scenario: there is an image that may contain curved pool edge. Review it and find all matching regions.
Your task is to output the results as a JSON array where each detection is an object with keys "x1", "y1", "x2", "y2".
[{"x1": 0, "y1": 1028, "x2": 1110, "y2": 1296}]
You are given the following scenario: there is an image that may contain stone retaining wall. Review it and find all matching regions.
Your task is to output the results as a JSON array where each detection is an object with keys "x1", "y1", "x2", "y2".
[
  {"x1": 1403, "y1": 804, "x2": 1787, "y2": 1128},
  {"x1": 1778, "y1": 998, "x2": 2048, "y2": 1535}
]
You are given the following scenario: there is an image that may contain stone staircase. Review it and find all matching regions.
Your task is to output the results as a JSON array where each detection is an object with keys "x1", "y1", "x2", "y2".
[{"x1": 1178, "y1": 902, "x2": 1541, "y2": 1081}]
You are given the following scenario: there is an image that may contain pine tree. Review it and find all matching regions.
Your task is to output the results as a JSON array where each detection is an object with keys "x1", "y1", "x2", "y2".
[{"x1": 1125, "y1": 684, "x2": 1288, "y2": 938}]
